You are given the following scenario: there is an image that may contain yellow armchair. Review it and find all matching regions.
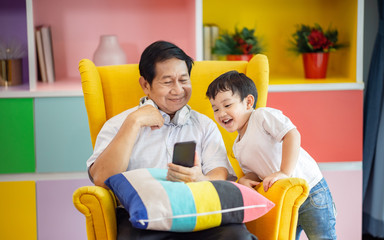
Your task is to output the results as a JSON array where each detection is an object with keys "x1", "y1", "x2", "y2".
[{"x1": 73, "y1": 55, "x2": 309, "y2": 240}]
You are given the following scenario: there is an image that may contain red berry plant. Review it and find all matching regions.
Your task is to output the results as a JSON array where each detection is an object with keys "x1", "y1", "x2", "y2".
[
  {"x1": 290, "y1": 24, "x2": 340, "y2": 53},
  {"x1": 213, "y1": 27, "x2": 263, "y2": 55}
]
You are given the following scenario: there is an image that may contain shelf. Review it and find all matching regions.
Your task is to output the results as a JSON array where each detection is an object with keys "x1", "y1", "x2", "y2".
[
  {"x1": 1, "y1": 75, "x2": 365, "y2": 98},
  {"x1": 202, "y1": 0, "x2": 362, "y2": 83},
  {"x1": 1, "y1": 0, "x2": 364, "y2": 97},
  {"x1": 0, "y1": 77, "x2": 83, "y2": 98},
  {"x1": 269, "y1": 81, "x2": 364, "y2": 92},
  {"x1": 270, "y1": 77, "x2": 357, "y2": 85},
  {"x1": 268, "y1": 77, "x2": 364, "y2": 92}
]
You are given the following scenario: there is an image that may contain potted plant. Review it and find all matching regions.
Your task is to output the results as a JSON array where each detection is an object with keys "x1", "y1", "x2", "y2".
[
  {"x1": 212, "y1": 27, "x2": 263, "y2": 61},
  {"x1": 290, "y1": 23, "x2": 341, "y2": 79}
]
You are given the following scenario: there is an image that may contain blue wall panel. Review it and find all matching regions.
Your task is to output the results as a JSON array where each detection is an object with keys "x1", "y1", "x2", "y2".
[{"x1": 35, "y1": 97, "x2": 92, "y2": 172}]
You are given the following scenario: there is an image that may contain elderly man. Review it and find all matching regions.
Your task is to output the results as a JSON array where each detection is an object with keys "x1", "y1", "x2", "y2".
[{"x1": 87, "y1": 40, "x2": 257, "y2": 240}]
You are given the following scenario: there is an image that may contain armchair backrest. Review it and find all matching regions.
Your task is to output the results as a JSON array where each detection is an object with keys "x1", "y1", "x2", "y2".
[{"x1": 79, "y1": 54, "x2": 269, "y2": 177}]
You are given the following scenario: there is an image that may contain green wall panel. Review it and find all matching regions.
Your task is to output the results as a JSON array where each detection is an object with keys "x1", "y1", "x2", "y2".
[
  {"x1": 0, "y1": 98, "x2": 35, "y2": 173},
  {"x1": 34, "y1": 97, "x2": 92, "y2": 172}
]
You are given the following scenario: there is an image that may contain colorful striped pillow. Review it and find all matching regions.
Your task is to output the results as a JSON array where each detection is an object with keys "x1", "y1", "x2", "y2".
[{"x1": 105, "y1": 168, "x2": 274, "y2": 232}]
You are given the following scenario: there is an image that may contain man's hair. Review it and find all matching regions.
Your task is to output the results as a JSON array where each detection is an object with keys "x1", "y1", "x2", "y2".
[
  {"x1": 206, "y1": 70, "x2": 258, "y2": 108},
  {"x1": 139, "y1": 41, "x2": 194, "y2": 85}
]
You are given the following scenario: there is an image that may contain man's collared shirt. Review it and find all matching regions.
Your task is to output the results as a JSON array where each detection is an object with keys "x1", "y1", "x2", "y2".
[{"x1": 87, "y1": 102, "x2": 236, "y2": 179}]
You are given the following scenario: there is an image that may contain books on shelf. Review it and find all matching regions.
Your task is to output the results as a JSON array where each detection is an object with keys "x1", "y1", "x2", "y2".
[
  {"x1": 203, "y1": 24, "x2": 219, "y2": 60},
  {"x1": 35, "y1": 25, "x2": 55, "y2": 83}
]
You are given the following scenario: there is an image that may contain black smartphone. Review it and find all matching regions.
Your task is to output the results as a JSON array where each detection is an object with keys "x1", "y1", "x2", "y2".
[{"x1": 172, "y1": 141, "x2": 196, "y2": 167}]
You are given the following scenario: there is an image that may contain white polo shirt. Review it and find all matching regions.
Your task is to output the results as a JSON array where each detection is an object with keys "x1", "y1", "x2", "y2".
[{"x1": 87, "y1": 100, "x2": 236, "y2": 179}]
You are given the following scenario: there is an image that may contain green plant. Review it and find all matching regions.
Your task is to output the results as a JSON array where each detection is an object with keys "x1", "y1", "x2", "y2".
[
  {"x1": 289, "y1": 23, "x2": 341, "y2": 54},
  {"x1": 212, "y1": 27, "x2": 263, "y2": 55}
]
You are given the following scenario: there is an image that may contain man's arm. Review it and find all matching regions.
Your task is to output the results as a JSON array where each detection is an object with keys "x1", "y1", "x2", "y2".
[
  {"x1": 238, "y1": 172, "x2": 261, "y2": 189},
  {"x1": 167, "y1": 165, "x2": 228, "y2": 182},
  {"x1": 90, "y1": 105, "x2": 164, "y2": 188}
]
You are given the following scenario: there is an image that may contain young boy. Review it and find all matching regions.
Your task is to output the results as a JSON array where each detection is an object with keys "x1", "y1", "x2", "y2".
[{"x1": 206, "y1": 70, "x2": 337, "y2": 239}]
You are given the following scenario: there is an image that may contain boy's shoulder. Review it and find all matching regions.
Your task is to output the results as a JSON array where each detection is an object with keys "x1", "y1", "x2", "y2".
[
  {"x1": 251, "y1": 107, "x2": 289, "y2": 126},
  {"x1": 253, "y1": 107, "x2": 283, "y2": 117}
]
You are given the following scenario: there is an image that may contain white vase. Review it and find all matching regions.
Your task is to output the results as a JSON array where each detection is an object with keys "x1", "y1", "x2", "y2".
[{"x1": 93, "y1": 35, "x2": 127, "y2": 66}]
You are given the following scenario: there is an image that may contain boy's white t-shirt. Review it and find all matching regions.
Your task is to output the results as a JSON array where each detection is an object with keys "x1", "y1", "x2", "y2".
[{"x1": 233, "y1": 107, "x2": 323, "y2": 189}]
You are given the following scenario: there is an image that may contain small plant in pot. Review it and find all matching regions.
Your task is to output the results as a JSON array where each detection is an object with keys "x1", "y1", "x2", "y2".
[
  {"x1": 289, "y1": 23, "x2": 343, "y2": 79},
  {"x1": 0, "y1": 37, "x2": 27, "y2": 87},
  {"x1": 212, "y1": 27, "x2": 263, "y2": 61}
]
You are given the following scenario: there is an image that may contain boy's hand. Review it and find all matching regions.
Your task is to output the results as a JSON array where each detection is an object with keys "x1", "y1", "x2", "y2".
[
  {"x1": 262, "y1": 171, "x2": 289, "y2": 192},
  {"x1": 167, "y1": 152, "x2": 207, "y2": 182},
  {"x1": 238, "y1": 176, "x2": 260, "y2": 189}
]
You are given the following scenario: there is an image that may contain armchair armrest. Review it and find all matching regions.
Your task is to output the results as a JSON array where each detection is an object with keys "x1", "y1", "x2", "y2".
[
  {"x1": 73, "y1": 178, "x2": 308, "y2": 240},
  {"x1": 246, "y1": 178, "x2": 309, "y2": 240},
  {"x1": 73, "y1": 186, "x2": 118, "y2": 240}
]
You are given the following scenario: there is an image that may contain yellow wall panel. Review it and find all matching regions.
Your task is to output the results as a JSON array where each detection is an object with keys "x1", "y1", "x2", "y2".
[
  {"x1": 0, "y1": 181, "x2": 37, "y2": 240},
  {"x1": 203, "y1": 0, "x2": 357, "y2": 81}
]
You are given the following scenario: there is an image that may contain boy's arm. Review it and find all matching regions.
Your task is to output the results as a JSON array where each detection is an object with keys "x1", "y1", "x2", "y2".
[
  {"x1": 281, "y1": 128, "x2": 301, "y2": 176},
  {"x1": 262, "y1": 128, "x2": 301, "y2": 191}
]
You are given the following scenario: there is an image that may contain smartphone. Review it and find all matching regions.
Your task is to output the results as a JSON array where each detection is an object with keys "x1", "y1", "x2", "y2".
[{"x1": 172, "y1": 141, "x2": 196, "y2": 167}]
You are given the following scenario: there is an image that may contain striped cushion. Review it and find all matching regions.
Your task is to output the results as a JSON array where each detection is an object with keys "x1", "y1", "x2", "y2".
[{"x1": 105, "y1": 168, "x2": 274, "y2": 232}]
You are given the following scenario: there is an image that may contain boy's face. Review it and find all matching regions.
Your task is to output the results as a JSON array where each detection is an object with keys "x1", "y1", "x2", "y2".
[{"x1": 209, "y1": 90, "x2": 254, "y2": 137}]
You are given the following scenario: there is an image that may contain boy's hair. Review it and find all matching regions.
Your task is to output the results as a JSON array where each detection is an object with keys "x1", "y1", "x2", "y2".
[
  {"x1": 206, "y1": 70, "x2": 258, "y2": 108},
  {"x1": 139, "y1": 40, "x2": 194, "y2": 86}
]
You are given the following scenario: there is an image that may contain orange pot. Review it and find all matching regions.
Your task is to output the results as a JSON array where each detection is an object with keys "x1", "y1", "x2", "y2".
[
  {"x1": 226, "y1": 54, "x2": 254, "y2": 61},
  {"x1": 302, "y1": 52, "x2": 329, "y2": 79}
]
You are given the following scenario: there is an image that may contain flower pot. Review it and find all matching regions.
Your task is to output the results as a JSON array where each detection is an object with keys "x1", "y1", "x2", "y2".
[
  {"x1": 0, "y1": 59, "x2": 23, "y2": 87},
  {"x1": 226, "y1": 54, "x2": 254, "y2": 61},
  {"x1": 302, "y1": 52, "x2": 329, "y2": 79}
]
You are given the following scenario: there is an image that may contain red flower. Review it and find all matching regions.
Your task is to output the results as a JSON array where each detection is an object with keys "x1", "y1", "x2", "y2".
[
  {"x1": 308, "y1": 29, "x2": 333, "y2": 51},
  {"x1": 235, "y1": 36, "x2": 253, "y2": 54}
]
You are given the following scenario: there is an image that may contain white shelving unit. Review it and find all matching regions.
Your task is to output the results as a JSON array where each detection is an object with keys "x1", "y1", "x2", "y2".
[{"x1": 0, "y1": 0, "x2": 365, "y2": 99}]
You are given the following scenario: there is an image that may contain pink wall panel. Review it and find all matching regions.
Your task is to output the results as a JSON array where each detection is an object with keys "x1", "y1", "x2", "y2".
[
  {"x1": 36, "y1": 178, "x2": 92, "y2": 240},
  {"x1": 300, "y1": 170, "x2": 362, "y2": 239},
  {"x1": 267, "y1": 90, "x2": 363, "y2": 162},
  {"x1": 324, "y1": 170, "x2": 362, "y2": 239},
  {"x1": 33, "y1": 0, "x2": 196, "y2": 79}
]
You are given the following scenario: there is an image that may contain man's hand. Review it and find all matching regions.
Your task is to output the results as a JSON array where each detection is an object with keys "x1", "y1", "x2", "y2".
[
  {"x1": 129, "y1": 105, "x2": 164, "y2": 130},
  {"x1": 262, "y1": 171, "x2": 289, "y2": 192},
  {"x1": 238, "y1": 176, "x2": 260, "y2": 189},
  {"x1": 167, "y1": 152, "x2": 208, "y2": 182}
]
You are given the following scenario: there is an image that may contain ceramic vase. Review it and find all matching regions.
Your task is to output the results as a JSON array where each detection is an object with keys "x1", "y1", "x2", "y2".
[
  {"x1": 93, "y1": 35, "x2": 127, "y2": 66},
  {"x1": 302, "y1": 52, "x2": 329, "y2": 79}
]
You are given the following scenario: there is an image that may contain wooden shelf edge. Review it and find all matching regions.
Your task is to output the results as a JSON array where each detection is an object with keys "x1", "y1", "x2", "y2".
[
  {"x1": 269, "y1": 80, "x2": 364, "y2": 92},
  {"x1": 0, "y1": 77, "x2": 84, "y2": 98},
  {"x1": 318, "y1": 161, "x2": 362, "y2": 171},
  {"x1": 0, "y1": 172, "x2": 89, "y2": 182}
]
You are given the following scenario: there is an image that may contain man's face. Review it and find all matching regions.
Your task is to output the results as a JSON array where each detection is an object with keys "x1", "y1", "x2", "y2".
[{"x1": 143, "y1": 58, "x2": 192, "y2": 116}]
